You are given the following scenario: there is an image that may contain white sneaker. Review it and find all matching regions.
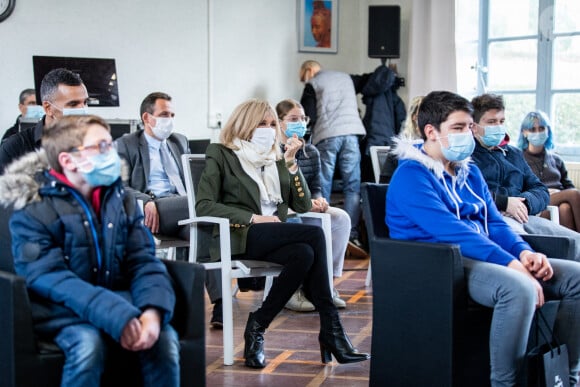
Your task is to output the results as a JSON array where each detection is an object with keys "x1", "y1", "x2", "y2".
[
  {"x1": 285, "y1": 288, "x2": 315, "y2": 312},
  {"x1": 332, "y1": 288, "x2": 347, "y2": 309}
]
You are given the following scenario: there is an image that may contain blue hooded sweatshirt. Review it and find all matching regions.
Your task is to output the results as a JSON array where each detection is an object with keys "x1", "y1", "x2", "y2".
[{"x1": 386, "y1": 137, "x2": 532, "y2": 266}]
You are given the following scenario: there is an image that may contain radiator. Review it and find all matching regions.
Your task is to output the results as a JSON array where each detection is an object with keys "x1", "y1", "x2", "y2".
[{"x1": 566, "y1": 162, "x2": 580, "y2": 187}]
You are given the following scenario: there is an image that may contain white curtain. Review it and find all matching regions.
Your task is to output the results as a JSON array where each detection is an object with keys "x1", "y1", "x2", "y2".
[{"x1": 407, "y1": 0, "x2": 457, "y2": 100}]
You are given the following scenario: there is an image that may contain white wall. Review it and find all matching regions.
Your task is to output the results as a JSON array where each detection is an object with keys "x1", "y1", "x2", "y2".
[{"x1": 0, "y1": 0, "x2": 411, "y2": 142}]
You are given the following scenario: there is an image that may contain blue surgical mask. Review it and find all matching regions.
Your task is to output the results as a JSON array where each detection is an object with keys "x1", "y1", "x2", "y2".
[
  {"x1": 480, "y1": 125, "x2": 506, "y2": 147},
  {"x1": 439, "y1": 132, "x2": 475, "y2": 162},
  {"x1": 24, "y1": 105, "x2": 45, "y2": 119},
  {"x1": 527, "y1": 131, "x2": 548, "y2": 147},
  {"x1": 49, "y1": 101, "x2": 89, "y2": 116},
  {"x1": 285, "y1": 121, "x2": 307, "y2": 138},
  {"x1": 77, "y1": 149, "x2": 121, "y2": 187},
  {"x1": 63, "y1": 107, "x2": 89, "y2": 116}
]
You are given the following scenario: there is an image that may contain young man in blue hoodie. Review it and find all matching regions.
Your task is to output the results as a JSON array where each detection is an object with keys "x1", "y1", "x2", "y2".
[{"x1": 386, "y1": 91, "x2": 580, "y2": 386}]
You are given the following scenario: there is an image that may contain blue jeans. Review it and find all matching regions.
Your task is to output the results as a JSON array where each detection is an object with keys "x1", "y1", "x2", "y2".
[
  {"x1": 54, "y1": 323, "x2": 180, "y2": 387},
  {"x1": 463, "y1": 258, "x2": 580, "y2": 386},
  {"x1": 316, "y1": 135, "x2": 361, "y2": 238}
]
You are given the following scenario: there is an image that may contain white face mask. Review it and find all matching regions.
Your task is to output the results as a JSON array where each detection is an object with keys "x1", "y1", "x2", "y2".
[
  {"x1": 48, "y1": 102, "x2": 89, "y2": 116},
  {"x1": 250, "y1": 127, "x2": 276, "y2": 152},
  {"x1": 150, "y1": 116, "x2": 174, "y2": 140}
]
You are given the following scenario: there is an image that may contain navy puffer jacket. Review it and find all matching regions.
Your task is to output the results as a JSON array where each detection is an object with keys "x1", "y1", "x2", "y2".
[
  {"x1": 0, "y1": 151, "x2": 175, "y2": 341},
  {"x1": 471, "y1": 141, "x2": 550, "y2": 215}
]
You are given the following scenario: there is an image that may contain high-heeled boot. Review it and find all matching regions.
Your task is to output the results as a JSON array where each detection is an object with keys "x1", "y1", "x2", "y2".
[
  {"x1": 319, "y1": 315, "x2": 370, "y2": 364},
  {"x1": 244, "y1": 312, "x2": 266, "y2": 368}
]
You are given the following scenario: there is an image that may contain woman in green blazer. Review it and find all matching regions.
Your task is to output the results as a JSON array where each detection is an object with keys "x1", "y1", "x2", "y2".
[{"x1": 196, "y1": 99, "x2": 369, "y2": 369}]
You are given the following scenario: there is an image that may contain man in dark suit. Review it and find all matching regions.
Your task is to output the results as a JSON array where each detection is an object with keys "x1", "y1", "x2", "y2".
[{"x1": 116, "y1": 92, "x2": 223, "y2": 328}]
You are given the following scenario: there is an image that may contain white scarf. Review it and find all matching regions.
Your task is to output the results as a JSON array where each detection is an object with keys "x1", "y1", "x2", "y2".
[{"x1": 232, "y1": 139, "x2": 283, "y2": 205}]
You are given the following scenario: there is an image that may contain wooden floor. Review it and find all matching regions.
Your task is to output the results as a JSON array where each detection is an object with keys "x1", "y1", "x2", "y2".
[{"x1": 203, "y1": 255, "x2": 372, "y2": 386}]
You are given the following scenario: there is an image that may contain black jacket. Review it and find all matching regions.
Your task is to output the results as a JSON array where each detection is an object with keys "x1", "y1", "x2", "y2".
[
  {"x1": 0, "y1": 117, "x2": 44, "y2": 174},
  {"x1": 360, "y1": 65, "x2": 406, "y2": 154},
  {"x1": 1, "y1": 116, "x2": 21, "y2": 143}
]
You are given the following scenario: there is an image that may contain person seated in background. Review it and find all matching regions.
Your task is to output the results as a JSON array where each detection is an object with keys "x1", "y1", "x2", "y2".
[
  {"x1": 0, "y1": 69, "x2": 89, "y2": 174},
  {"x1": 115, "y1": 91, "x2": 224, "y2": 329},
  {"x1": 517, "y1": 110, "x2": 580, "y2": 233},
  {"x1": 276, "y1": 98, "x2": 349, "y2": 312},
  {"x1": 2, "y1": 88, "x2": 44, "y2": 143},
  {"x1": 470, "y1": 93, "x2": 580, "y2": 259},
  {"x1": 0, "y1": 115, "x2": 179, "y2": 387},
  {"x1": 379, "y1": 95, "x2": 424, "y2": 183},
  {"x1": 387, "y1": 90, "x2": 580, "y2": 386},
  {"x1": 195, "y1": 98, "x2": 369, "y2": 369}
]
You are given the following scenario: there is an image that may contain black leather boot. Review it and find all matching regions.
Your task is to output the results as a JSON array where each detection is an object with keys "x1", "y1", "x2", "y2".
[
  {"x1": 244, "y1": 312, "x2": 266, "y2": 368},
  {"x1": 319, "y1": 315, "x2": 370, "y2": 364}
]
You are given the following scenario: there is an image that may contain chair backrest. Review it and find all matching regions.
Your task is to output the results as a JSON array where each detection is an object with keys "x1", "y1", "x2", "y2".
[
  {"x1": 361, "y1": 183, "x2": 390, "y2": 240},
  {"x1": 181, "y1": 154, "x2": 207, "y2": 219},
  {"x1": 0, "y1": 204, "x2": 15, "y2": 273},
  {"x1": 181, "y1": 153, "x2": 213, "y2": 260},
  {"x1": 187, "y1": 139, "x2": 210, "y2": 154},
  {"x1": 369, "y1": 146, "x2": 390, "y2": 183}
]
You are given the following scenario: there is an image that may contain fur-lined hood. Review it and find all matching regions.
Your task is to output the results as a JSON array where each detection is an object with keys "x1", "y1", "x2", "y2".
[
  {"x1": 390, "y1": 136, "x2": 472, "y2": 186},
  {"x1": 0, "y1": 150, "x2": 48, "y2": 210}
]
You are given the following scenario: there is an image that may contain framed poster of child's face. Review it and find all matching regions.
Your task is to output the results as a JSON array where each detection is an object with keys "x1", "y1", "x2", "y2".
[{"x1": 298, "y1": 0, "x2": 338, "y2": 53}]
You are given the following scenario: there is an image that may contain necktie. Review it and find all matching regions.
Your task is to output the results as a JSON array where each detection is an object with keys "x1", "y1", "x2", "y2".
[{"x1": 159, "y1": 143, "x2": 186, "y2": 195}]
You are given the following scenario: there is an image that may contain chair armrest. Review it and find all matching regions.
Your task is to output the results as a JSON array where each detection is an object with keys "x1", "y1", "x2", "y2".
[
  {"x1": 369, "y1": 237, "x2": 464, "y2": 384},
  {"x1": 521, "y1": 234, "x2": 574, "y2": 260},
  {"x1": 161, "y1": 260, "x2": 205, "y2": 341},
  {"x1": 179, "y1": 216, "x2": 231, "y2": 264},
  {"x1": 545, "y1": 205, "x2": 560, "y2": 224},
  {"x1": 369, "y1": 237, "x2": 466, "y2": 306},
  {"x1": 297, "y1": 212, "x2": 333, "y2": 291},
  {"x1": 0, "y1": 270, "x2": 39, "y2": 383}
]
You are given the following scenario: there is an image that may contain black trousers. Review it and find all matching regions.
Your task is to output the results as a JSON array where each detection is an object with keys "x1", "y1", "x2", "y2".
[{"x1": 237, "y1": 222, "x2": 336, "y2": 328}]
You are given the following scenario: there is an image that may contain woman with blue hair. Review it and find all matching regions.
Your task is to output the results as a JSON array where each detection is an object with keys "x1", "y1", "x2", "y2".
[{"x1": 518, "y1": 111, "x2": 580, "y2": 232}]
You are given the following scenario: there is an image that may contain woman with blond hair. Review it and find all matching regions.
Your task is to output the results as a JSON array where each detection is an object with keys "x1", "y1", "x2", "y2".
[{"x1": 195, "y1": 98, "x2": 369, "y2": 369}]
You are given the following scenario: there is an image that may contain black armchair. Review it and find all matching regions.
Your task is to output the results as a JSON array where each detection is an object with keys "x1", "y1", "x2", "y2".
[
  {"x1": 0, "y1": 204, "x2": 207, "y2": 387},
  {"x1": 362, "y1": 183, "x2": 569, "y2": 387}
]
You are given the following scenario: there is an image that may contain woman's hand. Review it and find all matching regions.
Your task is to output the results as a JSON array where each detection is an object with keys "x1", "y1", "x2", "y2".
[
  {"x1": 311, "y1": 197, "x2": 329, "y2": 213},
  {"x1": 284, "y1": 134, "x2": 301, "y2": 161}
]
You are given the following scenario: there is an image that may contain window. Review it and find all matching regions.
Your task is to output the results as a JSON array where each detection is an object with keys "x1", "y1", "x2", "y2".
[{"x1": 456, "y1": 0, "x2": 580, "y2": 155}]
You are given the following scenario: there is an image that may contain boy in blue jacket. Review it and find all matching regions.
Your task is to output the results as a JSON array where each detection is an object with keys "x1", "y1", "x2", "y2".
[
  {"x1": 387, "y1": 91, "x2": 580, "y2": 386},
  {"x1": 0, "y1": 115, "x2": 179, "y2": 387}
]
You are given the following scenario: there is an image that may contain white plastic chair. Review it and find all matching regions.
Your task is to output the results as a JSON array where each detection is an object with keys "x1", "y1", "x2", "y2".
[{"x1": 179, "y1": 153, "x2": 333, "y2": 366}]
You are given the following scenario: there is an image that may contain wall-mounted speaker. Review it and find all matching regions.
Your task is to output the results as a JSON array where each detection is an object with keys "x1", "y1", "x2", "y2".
[{"x1": 368, "y1": 5, "x2": 401, "y2": 59}]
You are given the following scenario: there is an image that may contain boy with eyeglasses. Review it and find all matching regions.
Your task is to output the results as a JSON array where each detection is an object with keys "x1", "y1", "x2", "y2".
[{"x1": 0, "y1": 115, "x2": 179, "y2": 387}]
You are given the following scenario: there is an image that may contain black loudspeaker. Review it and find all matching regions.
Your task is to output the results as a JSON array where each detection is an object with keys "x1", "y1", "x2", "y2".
[{"x1": 368, "y1": 5, "x2": 400, "y2": 59}]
